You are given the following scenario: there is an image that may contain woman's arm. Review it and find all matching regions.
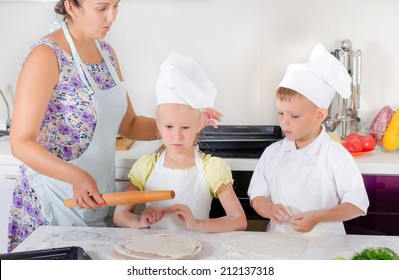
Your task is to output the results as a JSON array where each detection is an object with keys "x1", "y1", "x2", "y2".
[
  {"x1": 106, "y1": 45, "x2": 158, "y2": 140},
  {"x1": 10, "y1": 44, "x2": 104, "y2": 208}
]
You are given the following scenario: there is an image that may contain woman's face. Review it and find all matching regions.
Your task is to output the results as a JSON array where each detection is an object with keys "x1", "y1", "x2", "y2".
[
  {"x1": 71, "y1": 0, "x2": 120, "y2": 39},
  {"x1": 276, "y1": 94, "x2": 324, "y2": 149},
  {"x1": 156, "y1": 104, "x2": 202, "y2": 154}
]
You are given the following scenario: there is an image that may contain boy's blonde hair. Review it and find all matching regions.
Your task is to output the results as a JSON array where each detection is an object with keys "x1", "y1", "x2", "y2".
[{"x1": 276, "y1": 87, "x2": 304, "y2": 102}]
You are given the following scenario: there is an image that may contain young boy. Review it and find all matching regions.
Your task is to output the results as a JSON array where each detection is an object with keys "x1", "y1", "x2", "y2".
[{"x1": 248, "y1": 43, "x2": 369, "y2": 234}]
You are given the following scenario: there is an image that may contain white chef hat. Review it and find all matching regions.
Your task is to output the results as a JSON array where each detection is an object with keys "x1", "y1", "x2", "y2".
[
  {"x1": 278, "y1": 43, "x2": 352, "y2": 109},
  {"x1": 156, "y1": 52, "x2": 217, "y2": 109}
]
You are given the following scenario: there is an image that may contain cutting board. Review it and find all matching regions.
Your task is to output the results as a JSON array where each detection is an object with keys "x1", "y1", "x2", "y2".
[{"x1": 116, "y1": 137, "x2": 134, "y2": 150}]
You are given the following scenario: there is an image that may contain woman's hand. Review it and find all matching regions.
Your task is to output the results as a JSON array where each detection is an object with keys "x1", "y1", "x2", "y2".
[
  {"x1": 71, "y1": 169, "x2": 104, "y2": 209},
  {"x1": 201, "y1": 108, "x2": 223, "y2": 128},
  {"x1": 138, "y1": 206, "x2": 165, "y2": 227},
  {"x1": 166, "y1": 204, "x2": 199, "y2": 230}
]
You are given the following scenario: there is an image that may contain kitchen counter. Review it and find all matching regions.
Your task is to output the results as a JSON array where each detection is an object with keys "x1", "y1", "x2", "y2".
[
  {"x1": 0, "y1": 140, "x2": 398, "y2": 174},
  {"x1": 11, "y1": 225, "x2": 399, "y2": 260},
  {"x1": 220, "y1": 146, "x2": 399, "y2": 174},
  {"x1": 0, "y1": 140, "x2": 163, "y2": 167}
]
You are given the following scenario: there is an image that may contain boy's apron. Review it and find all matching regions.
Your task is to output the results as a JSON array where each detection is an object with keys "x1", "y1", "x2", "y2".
[
  {"x1": 268, "y1": 137, "x2": 345, "y2": 234},
  {"x1": 145, "y1": 149, "x2": 212, "y2": 230},
  {"x1": 28, "y1": 21, "x2": 127, "y2": 226}
]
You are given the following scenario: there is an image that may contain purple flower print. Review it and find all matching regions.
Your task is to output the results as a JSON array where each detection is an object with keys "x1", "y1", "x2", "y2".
[
  {"x1": 59, "y1": 55, "x2": 68, "y2": 66},
  {"x1": 59, "y1": 125, "x2": 72, "y2": 135},
  {"x1": 21, "y1": 178, "x2": 29, "y2": 190},
  {"x1": 103, "y1": 82, "x2": 112, "y2": 90},
  {"x1": 71, "y1": 133, "x2": 80, "y2": 143},
  {"x1": 59, "y1": 83, "x2": 70, "y2": 92},
  {"x1": 13, "y1": 196, "x2": 23, "y2": 209},
  {"x1": 94, "y1": 75, "x2": 102, "y2": 84},
  {"x1": 48, "y1": 103, "x2": 56, "y2": 114},
  {"x1": 43, "y1": 114, "x2": 52, "y2": 124},
  {"x1": 67, "y1": 104, "x2": 78, "y2": 112},
  {"x1": 54, "y1": 103, "x2": 67, "y2": 113},
  {"x1": 70, "y1": 77, "x2": 82, "y2": 89},
  {"x1": 33, "y1": 208, "x2": 42, "y2": 219},
  {"x1": 8, "y1": 222, "x2": 18, "y2": 235},
  {"x1": 24, "y1": 202, "x2": 33, "y2": 215},
  {"x1": 89, "y1": 122, "x2": 97, "y2": 130},
  {"x1": 80, "y1": 111, "x2": 95, "y2": 123},
  {"x1": 62, "y1": 146, "x2": 72, "y2": 158},
  {"x1": 22, "y1": 227, "x2": 30, "y2": 239}
]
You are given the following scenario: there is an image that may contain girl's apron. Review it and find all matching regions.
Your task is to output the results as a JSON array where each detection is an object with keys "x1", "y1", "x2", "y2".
[
  {"x1": 268, "y1": 137, "x2": 345, "y2": 234},
  {"x1": 145, "y1": 149, "x2": 212, "y2": 230},
  {"x1": 28, "y1": 22, "x2": 127, "y2": 226}
]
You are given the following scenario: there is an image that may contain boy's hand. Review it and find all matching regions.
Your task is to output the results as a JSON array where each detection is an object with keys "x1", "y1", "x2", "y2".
[
  {"x1": 270, "y1": 203, "x2": 291, "y2": 225},
  {"x1": 290, "y1": 211, "x2": 320, "y2": 232}
]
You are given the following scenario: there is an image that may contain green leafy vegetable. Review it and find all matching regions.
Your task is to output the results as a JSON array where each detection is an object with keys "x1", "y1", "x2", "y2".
[{"x1": 351, "y1": 247, "x2": 399, "y2": 260}]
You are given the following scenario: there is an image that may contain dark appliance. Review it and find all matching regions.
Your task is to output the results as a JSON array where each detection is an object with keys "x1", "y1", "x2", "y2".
[
  {"x1": 0, "y1": 246, "x2": 92, "y2": 260},
  {"x1": 198, "y1": 125, "x2": 283, "y2": 158}
]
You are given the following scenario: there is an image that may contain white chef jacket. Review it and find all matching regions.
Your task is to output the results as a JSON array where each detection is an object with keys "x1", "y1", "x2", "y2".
[{"x1": 248, "y1": 126, "x2": 369, "y2": 233}]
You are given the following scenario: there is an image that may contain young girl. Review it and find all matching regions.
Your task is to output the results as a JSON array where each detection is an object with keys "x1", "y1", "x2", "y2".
[{"x1": 113, "y1": 53, "x2": 247, "y2": 232}]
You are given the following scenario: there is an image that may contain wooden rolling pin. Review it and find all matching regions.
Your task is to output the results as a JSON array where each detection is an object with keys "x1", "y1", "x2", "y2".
[{"x1": 64, "y1": 190, "x2": 175, "y2": 208}]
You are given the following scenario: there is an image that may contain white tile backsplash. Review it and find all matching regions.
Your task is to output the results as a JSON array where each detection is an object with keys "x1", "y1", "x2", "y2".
[{"x1": 1, "y1": 0, "x2": 398, "y2": 126}]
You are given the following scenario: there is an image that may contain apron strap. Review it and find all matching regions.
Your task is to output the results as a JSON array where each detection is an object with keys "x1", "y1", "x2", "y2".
[
  {"x1": 61, "y1": 22, "x2": 94, "y2": 93},
  {"x1": 158, "y1": 148, "x2": 206, "y2": 176},
  {"x1": 61, "y1": 21, "x2": 122, "y2": 94}
]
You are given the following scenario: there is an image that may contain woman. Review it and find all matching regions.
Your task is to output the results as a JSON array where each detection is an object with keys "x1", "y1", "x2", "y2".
[{"x1": 8, "y1": 0, "x2": 220, "y2": 252}]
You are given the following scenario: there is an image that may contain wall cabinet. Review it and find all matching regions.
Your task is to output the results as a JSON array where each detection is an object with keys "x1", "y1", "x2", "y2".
[
  {"x1": 210, "y1": 171, "x2": 399, "y2": 235},
  {"x1": 345, "y1": 175, "x2": 399, "y2": 235}
]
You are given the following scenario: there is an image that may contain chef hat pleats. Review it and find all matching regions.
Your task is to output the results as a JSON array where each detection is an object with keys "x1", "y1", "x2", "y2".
[
  {"x1": 156, "y1": 52, "x2": 217, "y2": 109},
  {"x1": 279, "y1": 43, "x2": 352, "y2": 109}
]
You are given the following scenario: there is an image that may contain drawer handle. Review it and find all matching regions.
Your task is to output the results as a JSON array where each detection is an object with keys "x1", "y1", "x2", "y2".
[
  {"x1": 5, "y1": 175, "x2": 17, "y2": 180},
  {"x1": 115, "y1": 178, "x2": 130, "y2": 182}
]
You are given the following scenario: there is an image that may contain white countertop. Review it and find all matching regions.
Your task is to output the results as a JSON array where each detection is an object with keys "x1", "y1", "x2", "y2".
[
  {"x1": 11, "y1": 225, "x2": 399, "y2": 260},
  {"x1": 1, "y1": 140, "x2": 398, "y2": 175}
]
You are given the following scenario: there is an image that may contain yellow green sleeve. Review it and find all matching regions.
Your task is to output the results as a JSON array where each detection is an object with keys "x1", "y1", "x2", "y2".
[
  {"x1": 202, "y1": 154, "x2": 234, "y2": 198},
  {"x1": 127, "y1": 153, "x2": 158, "y2": 191}
]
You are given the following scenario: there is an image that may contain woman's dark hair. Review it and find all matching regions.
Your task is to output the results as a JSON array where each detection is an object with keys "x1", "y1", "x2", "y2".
[{"x1": 54, "y1": 0, "x2": 82, "y2": 18}]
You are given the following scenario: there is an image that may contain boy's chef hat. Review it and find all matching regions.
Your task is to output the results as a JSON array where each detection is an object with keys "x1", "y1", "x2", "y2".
[
  {"x1": 278, "y1": 43, "x2": 352, "y2": 109},
  {"x1": 156, "y1": 52, "x2": 217, "y2": 109}
]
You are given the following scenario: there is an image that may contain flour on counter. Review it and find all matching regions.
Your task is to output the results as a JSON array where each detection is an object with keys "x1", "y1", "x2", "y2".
[
  {"x1": 114, "y1": 234, "x2": 202, "y2": 259},
  {"x1": 222, "y1": 233, "x2": 308, "y2": 258}
]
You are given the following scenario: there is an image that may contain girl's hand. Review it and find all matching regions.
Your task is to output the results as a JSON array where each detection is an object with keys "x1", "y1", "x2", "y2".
[
  {"x1": 270, "y1": 203, "x2": 291, "y2": 225},
  {"x1": 139, "y1": 206, "x2": 165, "y2": 228},
  {"x1": 201, "y1": 108, "x2": 223, "y2": 128},
  {"x1": 166, "y1": 204, "x2": 199, "y2": 230},
  {"x1": 72, "y1": 170, "x2": 104, "y2": 209}
]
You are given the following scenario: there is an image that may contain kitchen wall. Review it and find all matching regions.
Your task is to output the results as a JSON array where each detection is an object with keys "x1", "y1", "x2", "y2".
[{"x1": 1, "y1": 0, "x2": 398, "y2": 128}]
